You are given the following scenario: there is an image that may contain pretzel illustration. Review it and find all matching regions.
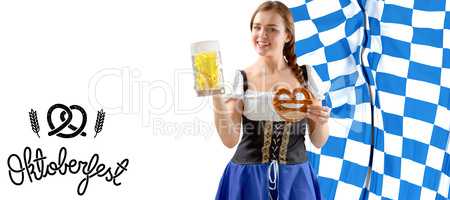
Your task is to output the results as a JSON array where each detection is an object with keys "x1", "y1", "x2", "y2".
[{"x1": 272, "y1": 87, "x2": 314, "y2": 122}]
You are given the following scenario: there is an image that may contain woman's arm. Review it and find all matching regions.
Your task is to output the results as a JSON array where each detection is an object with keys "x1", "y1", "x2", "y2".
[
  {"x1": 212, "y1": 95, "x2": 243, "y2": 148},
  {"x1": 306, "y1": 99, "x2": 330, "y2": 148}
]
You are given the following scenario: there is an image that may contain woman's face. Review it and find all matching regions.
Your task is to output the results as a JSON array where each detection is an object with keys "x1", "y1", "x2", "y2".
[{"x1": 251, "y1": 10, "x2": 290, "y2": 58}]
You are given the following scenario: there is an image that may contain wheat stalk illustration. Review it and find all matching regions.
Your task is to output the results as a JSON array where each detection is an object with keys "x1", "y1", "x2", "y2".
[
  {"x1": 94, "y1": 109, "x2": 105, "y2": 138},
  {"x1": 28, "y1": 109, "x2": 40, "y2": 138}
]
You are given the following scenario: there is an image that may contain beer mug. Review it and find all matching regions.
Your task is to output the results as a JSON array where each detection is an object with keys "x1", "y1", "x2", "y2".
[{"x1": 191, "y1": 40, "x2": 225, "y2": 96}]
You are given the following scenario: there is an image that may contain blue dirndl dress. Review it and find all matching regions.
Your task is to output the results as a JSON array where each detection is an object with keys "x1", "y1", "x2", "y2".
[{"x1": 215, "y1": 70, "x2": 322, "y2": 200}]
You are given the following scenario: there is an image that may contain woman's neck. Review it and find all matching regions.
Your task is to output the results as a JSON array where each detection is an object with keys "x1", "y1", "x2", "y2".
[{"x1": 258, "y1": 55, "x2": 287, "y2": 74}]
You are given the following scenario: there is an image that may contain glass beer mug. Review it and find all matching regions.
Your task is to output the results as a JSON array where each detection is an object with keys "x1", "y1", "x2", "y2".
[{"x1": 191, "y1": 40, "x2": 225, "y2": 96}]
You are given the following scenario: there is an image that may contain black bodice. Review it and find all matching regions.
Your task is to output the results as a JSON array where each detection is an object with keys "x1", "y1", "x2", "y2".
[{"x1": 231, "y1": 70, "x2": 309, "y2": 165}]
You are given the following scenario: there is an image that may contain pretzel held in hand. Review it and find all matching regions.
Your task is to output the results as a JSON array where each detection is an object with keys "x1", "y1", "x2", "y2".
[{"x1": 272, "y1": 87, "x2": 314, "y2": 122}]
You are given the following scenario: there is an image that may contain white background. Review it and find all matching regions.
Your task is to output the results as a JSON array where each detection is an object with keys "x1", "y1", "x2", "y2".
[{"x1": 0, "y1": 0, "x2": 308, "y2": 199}]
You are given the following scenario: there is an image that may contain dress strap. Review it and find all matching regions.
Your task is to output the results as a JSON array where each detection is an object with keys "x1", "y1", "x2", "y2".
[
  {"x1": 299, "y1": 64, "x2": 308, "y2": 82},
  {"x1": 239, "y1": 70, "x2": 248, "y2": 92}
]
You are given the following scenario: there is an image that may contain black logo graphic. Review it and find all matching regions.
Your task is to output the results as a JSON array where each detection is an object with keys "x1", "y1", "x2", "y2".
[
  {"x1": 10, "y1": 103, "x2": 129, "y2": 196},
  {"x1": 94, "y1": 109, "x2": 105, "y2": 138},
  {"x1": 47, "y1": 104, "x2": 88, "y2": 138},
  {"x1": 28, "y1": 109, "x2": 40, "y2": 138},
  {"x1": 28, "y1": 103, "x2": 105, "y2": 138},
  {"x1": 7, "y1": 146, "x2": 129, "y2": 196}
]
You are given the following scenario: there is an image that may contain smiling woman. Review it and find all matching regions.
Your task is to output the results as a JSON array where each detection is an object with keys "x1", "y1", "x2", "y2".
[{"x1": 210, "y1": 1, "x2": 329, "y2": 200}]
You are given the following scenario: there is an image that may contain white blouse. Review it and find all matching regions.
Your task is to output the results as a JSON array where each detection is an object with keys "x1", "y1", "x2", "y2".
[{"x1": 225, "y1": 65, "x2": 325, "y2": 122}]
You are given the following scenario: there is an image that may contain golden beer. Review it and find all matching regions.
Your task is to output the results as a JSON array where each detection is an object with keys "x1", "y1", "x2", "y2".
[{"x1": 191, "y1": 41, "x2": 224, "y2": 96}]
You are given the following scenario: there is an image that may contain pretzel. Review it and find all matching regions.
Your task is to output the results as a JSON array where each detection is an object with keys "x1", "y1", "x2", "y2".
[{"x1": 272, "y1": 87, "x2": 314, "y2": 122}]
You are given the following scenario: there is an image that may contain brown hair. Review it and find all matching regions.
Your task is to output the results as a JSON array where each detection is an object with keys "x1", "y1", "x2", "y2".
[{"x1": 250, "y1": 1, "x2": 308, "y2": 86}]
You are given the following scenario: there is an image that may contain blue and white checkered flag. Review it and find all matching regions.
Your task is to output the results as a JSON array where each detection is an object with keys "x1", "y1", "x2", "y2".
[{"x1": 289, "y1": 0, "x2": 450, "y2": 199}]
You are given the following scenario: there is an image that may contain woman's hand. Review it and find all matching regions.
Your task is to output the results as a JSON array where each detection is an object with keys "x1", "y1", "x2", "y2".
[{"x1": 306, "y1": 100, "x2": 330, "y2": 126}]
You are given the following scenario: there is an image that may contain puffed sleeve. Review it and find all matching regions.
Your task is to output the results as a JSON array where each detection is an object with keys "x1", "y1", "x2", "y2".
[
  {"x1": 224, "y1": 70, "x2": 244, "y2": 100},
  {"x1": 305, "y1": 65, "x2": 326, "y2": 100}
]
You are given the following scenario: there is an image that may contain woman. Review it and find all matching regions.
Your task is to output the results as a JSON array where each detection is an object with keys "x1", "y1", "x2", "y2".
[{"x1": 212, "y1": 1, "x2": 329, "y2": 199}]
